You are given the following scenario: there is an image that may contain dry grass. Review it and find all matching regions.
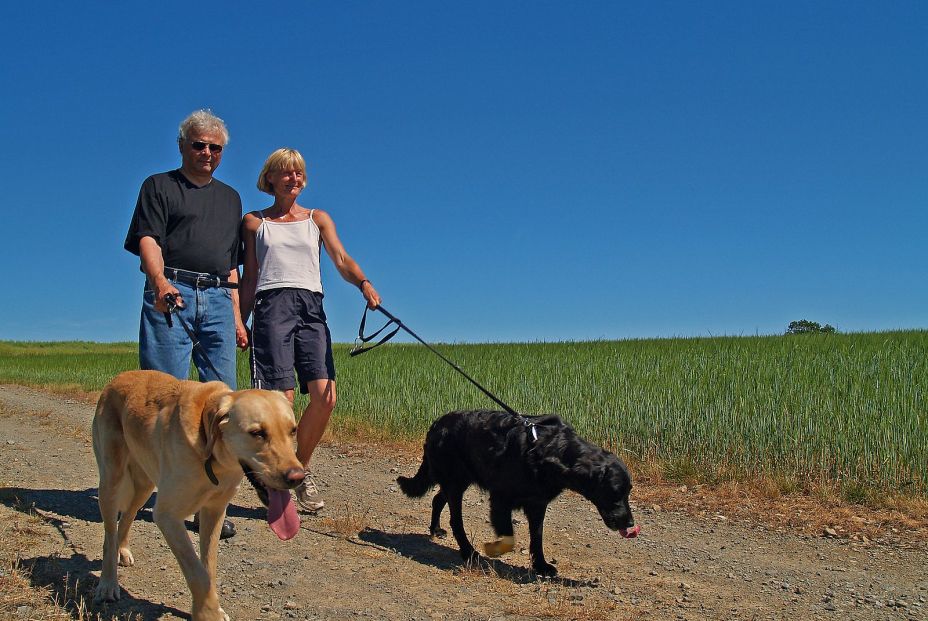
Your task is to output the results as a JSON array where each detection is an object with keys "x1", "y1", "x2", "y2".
[
  {"x1": 0, "y1": 495, "x2": 139, "y2": 621},
  {"x1": 318, "y1": 503, "x2": 372, "y2": 539},
  {"x1": 0, "y1": 558, "x2": 73, "y2": 620},
  {"x1": 629, "y1": 464, "x2": 928, "y2": 544}
]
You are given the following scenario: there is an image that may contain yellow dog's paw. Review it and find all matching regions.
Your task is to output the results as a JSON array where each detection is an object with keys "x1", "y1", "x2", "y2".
[
  {"x1": 483, "y1": 535, "x2": 515, "y2": 558},
  {"x1": 192, "y1": 606, "x2": 229, "y2": 621},
  {"x1": 118, "y1": 547, "x2": 135, "y2": 567},
  {"x1": 94, "y1": 580, "x2": 122, "y2": 603}
]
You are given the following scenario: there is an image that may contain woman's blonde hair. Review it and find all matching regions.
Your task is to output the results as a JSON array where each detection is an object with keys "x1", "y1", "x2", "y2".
[{"x1": 257, "y1": 148, "x2": 308, "y2": 195}]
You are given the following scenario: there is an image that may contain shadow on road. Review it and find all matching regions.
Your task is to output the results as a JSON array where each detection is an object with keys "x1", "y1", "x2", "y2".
[
  {"x1": 0, "y1": 486, "x2": 264, "y2": 524},
  {"x1": 0, "y1": 486, "x2": 269, "y2": 620},
  {"x1": 20, "y1": 551, "x2": 189, "y2": 621},
  {"x1": 357, "y1": 527, "x2": 595, "y2": 587}
]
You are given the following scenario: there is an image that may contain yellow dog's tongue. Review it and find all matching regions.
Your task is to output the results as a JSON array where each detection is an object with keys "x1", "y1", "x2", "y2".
[{"x1": 268, "y1": 489, "x2": 300, "y2": 540}]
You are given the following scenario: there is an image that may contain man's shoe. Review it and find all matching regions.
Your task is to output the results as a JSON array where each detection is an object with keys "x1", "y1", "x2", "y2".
[
  {"x1": 191, "y1": 514, "x2": 237, "y2": 539},
  {"x1": 294, "y1": 471, "x2": 325, "y2": 513}
]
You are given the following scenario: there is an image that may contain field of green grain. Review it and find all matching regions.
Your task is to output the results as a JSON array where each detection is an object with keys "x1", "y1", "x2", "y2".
[{"x1": 1, "y1": 331, "x2": 925, "y2": 499}]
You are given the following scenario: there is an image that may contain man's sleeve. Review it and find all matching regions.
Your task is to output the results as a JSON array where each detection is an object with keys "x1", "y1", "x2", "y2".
[{"x1": 124, "y1": 176, "x2": 166, "y2": 256}]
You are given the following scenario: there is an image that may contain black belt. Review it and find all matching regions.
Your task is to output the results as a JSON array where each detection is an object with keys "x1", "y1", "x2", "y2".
[{"x1": 164, "y1": 268, "x2": 239, "y2": 289}]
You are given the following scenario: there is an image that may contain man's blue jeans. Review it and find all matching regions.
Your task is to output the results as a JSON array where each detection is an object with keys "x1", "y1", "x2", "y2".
[{"x1": 139, "y1": 280, "x2": 237, "y2": 389}]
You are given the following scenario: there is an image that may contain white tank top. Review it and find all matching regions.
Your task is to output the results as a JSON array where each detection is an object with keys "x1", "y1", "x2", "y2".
[{"x1": 254, "y1": 211, "x2": 323, "y2": 294}]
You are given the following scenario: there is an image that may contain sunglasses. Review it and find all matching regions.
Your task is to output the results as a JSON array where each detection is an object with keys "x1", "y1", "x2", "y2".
[{"x1": 189, "y1": 141, "x2": 224, "y2": 152}]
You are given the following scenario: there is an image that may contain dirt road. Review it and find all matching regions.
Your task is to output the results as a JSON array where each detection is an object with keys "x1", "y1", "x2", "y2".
[{"x1": 1, "y1": 384, "x2": 925, "y2": 621}]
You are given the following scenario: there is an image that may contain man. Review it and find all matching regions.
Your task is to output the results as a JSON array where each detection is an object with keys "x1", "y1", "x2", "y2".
[{"x1": 124, "y1": 109, "x2": 247, "y2": 539}]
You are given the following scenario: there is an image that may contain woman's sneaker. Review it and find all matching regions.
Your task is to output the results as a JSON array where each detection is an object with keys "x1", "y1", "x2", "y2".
[{"x1": 294, "y1": 471, "x2": 324, "y2": 512}]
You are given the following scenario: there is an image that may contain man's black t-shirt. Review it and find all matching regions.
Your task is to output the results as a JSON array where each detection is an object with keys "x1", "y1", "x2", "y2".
[{"x1": 124, "y1": 170, "x2": 242, "y2": 275}]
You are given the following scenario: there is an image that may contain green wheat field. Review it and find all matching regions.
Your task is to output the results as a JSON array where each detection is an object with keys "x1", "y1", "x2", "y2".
[{"x1": 1, "y1": 331, "x2": 925, "y2": 500}]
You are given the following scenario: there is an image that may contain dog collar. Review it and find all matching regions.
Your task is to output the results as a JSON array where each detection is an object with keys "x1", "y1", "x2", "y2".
[{"x1": 204, "y1": 456, "x2": 219, "y2": 485}]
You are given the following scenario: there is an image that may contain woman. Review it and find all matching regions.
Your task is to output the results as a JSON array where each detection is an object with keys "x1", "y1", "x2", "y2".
[{"x1": 240, "y1": 148, "x2": 381, "y2": 512}]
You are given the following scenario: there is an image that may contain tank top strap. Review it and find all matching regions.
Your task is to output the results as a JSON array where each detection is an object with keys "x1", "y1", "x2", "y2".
[{"x1": 309, "y1": 209, "x2": 315, "y2": 221}]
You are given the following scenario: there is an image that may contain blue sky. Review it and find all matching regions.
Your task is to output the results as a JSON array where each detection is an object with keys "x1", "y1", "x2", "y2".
[{"x1": 0, "y1": 2, "x2": 925, "y2": 343}]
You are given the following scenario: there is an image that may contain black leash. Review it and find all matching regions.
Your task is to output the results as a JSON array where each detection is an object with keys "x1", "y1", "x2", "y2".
[{"x1": 350, "y1": 305, "x2": 538, "y2": 439}]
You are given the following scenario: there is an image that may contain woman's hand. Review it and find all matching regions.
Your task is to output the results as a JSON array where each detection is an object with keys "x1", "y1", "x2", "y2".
[
  {"x1": 235, "y1": 322, "x2": 250, "y2": 349},
  {"x1": 360, "y1": 280, "x2": 381, "y2": 309}
]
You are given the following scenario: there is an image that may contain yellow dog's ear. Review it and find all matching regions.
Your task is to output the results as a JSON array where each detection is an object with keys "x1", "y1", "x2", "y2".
[{"x1": 203, "y1": 393, "x2": 234, "y2": 461}]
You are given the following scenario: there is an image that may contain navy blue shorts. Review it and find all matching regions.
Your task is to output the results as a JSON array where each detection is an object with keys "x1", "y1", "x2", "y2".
[{"x1": 250, "y1": 288, "x2": 336, "y2": 393}]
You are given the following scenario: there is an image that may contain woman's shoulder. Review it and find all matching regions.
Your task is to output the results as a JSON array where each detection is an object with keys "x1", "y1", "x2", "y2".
[
  {"x1": 309, "y1": 208, "x2": 333, "y2": 226},
  {"x1": 242, "y1": 210, "x2": 265, "y2": 230}
]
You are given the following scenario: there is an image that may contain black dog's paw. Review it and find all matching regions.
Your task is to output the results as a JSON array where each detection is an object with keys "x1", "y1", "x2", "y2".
[
  {"x1": 429, "y1": 527, "x2": 448, "y2": 539},
  {"x1": 532, "y1": 560, "x2": 558, "y2": 577}
]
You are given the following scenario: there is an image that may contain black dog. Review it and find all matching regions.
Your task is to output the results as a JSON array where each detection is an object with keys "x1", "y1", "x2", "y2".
[{"x1": 397, "y1": 410, "x2": 639, "y2": 576}]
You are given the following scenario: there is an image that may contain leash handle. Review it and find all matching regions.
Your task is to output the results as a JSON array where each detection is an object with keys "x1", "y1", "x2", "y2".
[
  {"x1": 349, "y1": 306, "x2": 402, "y2": 356},
  {"x1": 163, "y1": 293, "x2": 180, "y2": 327}
]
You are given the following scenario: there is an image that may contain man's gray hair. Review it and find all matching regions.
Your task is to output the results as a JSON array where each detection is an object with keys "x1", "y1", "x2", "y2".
[{"x1": 177, "y1": 109, "x2": 230, "y2": 146}]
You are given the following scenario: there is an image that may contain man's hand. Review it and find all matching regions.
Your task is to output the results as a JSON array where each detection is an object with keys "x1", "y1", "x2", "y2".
[{"x1": 152, "y1": 277, "x2": 183, "y2": 313}]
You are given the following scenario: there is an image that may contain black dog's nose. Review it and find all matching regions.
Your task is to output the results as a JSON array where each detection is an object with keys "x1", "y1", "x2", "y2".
[{"x1": 285, "y1": 468, "x2": 306, "y2": 487}]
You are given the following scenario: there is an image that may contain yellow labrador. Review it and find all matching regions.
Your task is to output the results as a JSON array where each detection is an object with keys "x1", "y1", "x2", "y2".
[{"x1": 92, "y1": 370, "x2": 304, "y2": 621}]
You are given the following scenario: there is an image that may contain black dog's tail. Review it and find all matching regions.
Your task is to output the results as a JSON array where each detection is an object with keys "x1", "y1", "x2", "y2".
[{"x1": 397, "y1": 454, "x2": 434, "y2": 498}]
